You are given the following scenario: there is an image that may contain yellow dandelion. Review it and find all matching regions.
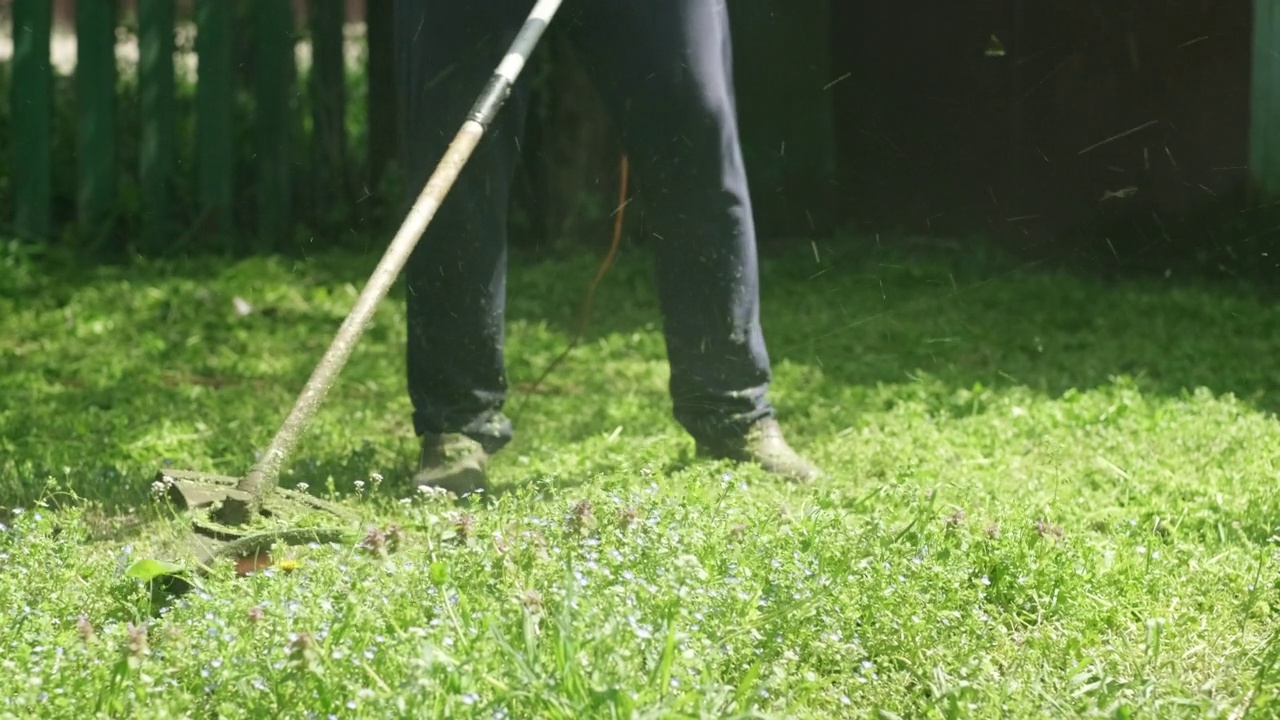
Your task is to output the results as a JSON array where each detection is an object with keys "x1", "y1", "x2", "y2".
[{"x1": 278, "y1": 558, "x2": 300, "y2": 573}]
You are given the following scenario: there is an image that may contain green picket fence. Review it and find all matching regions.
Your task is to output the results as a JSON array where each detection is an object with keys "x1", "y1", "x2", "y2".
[{"x1": 5, "y1": 0, "x2": 398, "y2": 253}]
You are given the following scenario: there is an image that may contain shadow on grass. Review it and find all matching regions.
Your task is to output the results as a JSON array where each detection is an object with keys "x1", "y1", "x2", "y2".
[
  {"x1": 498, "y1": 235, "x2": 1280, "y2": 416},
  {"x1": 4, "y1": 233, "x2": 1280, "y2": 513}
]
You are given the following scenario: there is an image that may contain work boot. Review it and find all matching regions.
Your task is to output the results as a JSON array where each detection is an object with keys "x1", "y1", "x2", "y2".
[
  {"x1": 695, "y1": 417, "x2": 823, "y2": 483},
  {"x1": 412, "y1": 432, "x2": 489, "y2": 496}
]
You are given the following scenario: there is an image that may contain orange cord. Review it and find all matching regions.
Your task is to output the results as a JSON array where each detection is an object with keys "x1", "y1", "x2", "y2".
[
  {"x1": 576, "y1": 152, "x2": 629, "y2": 339},
  {"x1": 517, "y1": 152, "x2": 630, "y2": 403}
]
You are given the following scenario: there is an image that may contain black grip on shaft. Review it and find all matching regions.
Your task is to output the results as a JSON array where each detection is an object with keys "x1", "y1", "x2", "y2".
[
  {"x1": 466, "y1": 14, "x2": 552, "y2": 129},
  {"x1": 467, "y1": 75, "x2": 513, "y2": 130}
]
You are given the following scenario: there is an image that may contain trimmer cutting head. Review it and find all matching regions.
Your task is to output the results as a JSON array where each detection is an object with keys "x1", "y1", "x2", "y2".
[
  {"x1": 155, "y1": 468, "x2": 359, "y2": 590},
  {"x1": 159, "y1": 468, "x2": 357, "y2": 538}
]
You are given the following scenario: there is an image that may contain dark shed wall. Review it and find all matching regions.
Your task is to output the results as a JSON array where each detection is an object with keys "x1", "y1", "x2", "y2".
[{"x1": 829, "y1": 0, "x2": 1253, "y2": 249}]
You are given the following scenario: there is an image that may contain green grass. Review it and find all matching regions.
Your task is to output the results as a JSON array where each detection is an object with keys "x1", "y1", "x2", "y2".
[{"x1": 2, "y1": 236, "x2": 1280, "y2": 718}]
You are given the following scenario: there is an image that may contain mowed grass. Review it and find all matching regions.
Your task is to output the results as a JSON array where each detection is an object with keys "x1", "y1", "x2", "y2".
[{"x1": 2, "y1": 236, "x2": 1280, "y2": 718}]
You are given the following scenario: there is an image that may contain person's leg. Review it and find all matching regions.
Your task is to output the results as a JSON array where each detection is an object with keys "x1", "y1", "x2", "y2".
[
  {"x1": 563, "y1": 0, "x2": 819, "y2": 478},
  {"x1": 563, "y1": 0, "x2": 818, "y2": 479},
  {"x1": 394, "y1": 0, "x2": 532, "y2": 458}
]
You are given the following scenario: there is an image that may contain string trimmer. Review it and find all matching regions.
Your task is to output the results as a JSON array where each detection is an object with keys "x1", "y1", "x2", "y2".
[{"x1": 153, "y1": 0, "x2": 565, "y2": 589}]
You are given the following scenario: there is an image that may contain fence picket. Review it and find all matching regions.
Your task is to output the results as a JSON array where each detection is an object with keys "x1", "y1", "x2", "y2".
[
  {"x1": 196, "y1": 0, "x2": 234, "y2": 240},
  {"x1": 138, "y1": 0, "x2": 177, "y2": 250},
  {"x1": 365, "y1": 0, "x2": 396, "y2": 194},
  {"x1": 11, "y1": 0, "x2": 53, "y2": 240},
  {"x1": 76, "y1": 0, "x2": 118, "y2": 236},
  {"x1": 309, "y1": 0, "x2": 348, "y2": 219},
  {"x1": 255, "y1": 0, "x2": 296, "y2": 247},
  {"x1": 1250, "y1": 0, "x2": 1280, "y2": 201}
]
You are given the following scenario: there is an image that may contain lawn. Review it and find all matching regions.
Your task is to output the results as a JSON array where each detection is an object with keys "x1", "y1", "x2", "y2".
[{"x1": 2, "y1": 236, "x2": 1279, "y2": 718}]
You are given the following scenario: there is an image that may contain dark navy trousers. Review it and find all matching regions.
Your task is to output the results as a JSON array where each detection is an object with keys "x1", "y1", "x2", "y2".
[{"x1": 394, "y1": 0, "x2": 774, "y2": 452}]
